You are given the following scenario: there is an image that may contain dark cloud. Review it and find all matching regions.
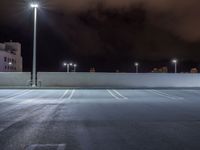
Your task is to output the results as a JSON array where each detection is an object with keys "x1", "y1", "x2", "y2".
[
  {"x1": 1, "y1": 0, "x2": 200, "y2": 41},
  {"x1": 47, "y1": 0, "x2": 200, "y2": 42}
]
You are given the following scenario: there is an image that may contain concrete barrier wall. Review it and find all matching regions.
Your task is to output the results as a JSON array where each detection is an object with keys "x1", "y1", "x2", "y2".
[
  {"x1": 38, "y1": 72, "x2": 200, "y2": 88},
  {"x1": 0, "y1": 72, "x2": 31, "y2": 87}
]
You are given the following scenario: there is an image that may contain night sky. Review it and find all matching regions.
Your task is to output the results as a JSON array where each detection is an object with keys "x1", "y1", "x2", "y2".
[{"x1": 0, "y1": 0, "x2": 200, "y2": 72}]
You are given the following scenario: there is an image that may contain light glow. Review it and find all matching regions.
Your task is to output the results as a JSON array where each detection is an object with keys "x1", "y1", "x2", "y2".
[
  {"x1": 172, "y1": 59, "x2": 178, "y2": 63},
  {"x1": 30, "y1": 3, "x2": 39, "y2": 8},
  {"x1": 134, "y1": 62, "x2": 139, "y2": 66},
  {"x1": 63, "y1": 62, "x2": 67, "y2": 66}
]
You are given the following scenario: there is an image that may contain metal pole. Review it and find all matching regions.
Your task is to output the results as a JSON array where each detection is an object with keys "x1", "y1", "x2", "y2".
[
  {"x1": 67, "y1": 64, "x2": 69, "y2": 72},
  {"x1": 74, "y1": 66, "x2": 76, "y2": 72},
  {"x1": 136, "y1": 66, "x2": 138, "y2": 73},
  {"x1": 32, "y1": 7, "x2": 37, "y2": 87},
  {"x1": 175, "y1": 63, "x2": 177, "y2": 73}
]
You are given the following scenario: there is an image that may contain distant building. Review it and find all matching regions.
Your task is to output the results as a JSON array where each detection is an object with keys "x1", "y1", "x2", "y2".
[
  {"x1": 90, "y1": 67, "x2": 96, "y2": 72},
  {"x1": 162, "y1": 67, "x2": 168, "y2": 73},
  {"x1": 152, "y1": 68, "x2": 158, "y2": 73},
  {"x1": 190, "y1": 68, "x2": 198, "y2": 73},
  {"x1": 152, "y1": 67, "x2": 168, "y2": 73},
  {"x1": 0, "y1": 42, "x2": 23, "y2": 72}
]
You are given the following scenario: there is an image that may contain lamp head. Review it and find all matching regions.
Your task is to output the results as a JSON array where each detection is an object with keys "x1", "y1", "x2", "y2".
[
  {"x1": 30, "y1": 3, "x2": 39, "y2": 8},
  {"x1": 63, "y1": 62, "x2": 67, "y2": 66},
  {"x1": 172, "y1": 59, "x2": 177, "y2": 63},
  {"x1": 134, "y1": 62, "x2": 139, "y2": 66}
]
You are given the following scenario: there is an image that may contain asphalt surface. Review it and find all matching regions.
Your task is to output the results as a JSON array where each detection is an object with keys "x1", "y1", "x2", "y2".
[{"x1": 0, "y1": 89, "x2": 200, "y2": 150}]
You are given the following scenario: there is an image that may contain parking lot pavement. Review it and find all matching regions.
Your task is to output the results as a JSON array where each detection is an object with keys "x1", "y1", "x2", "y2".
[{"x1": 0, "y1": 89, "x2": 200, "y2": 150}]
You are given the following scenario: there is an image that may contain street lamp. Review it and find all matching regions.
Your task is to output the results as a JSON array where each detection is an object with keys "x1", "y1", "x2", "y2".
[
  {"x1": 73, "y1": 64, "x2": 77, "y2": 72},
  {"x1": 30, "y1": 2, "x2": 39, "y2": 87},
  {"x1": 8, "y1": 62, "x2": 12, "y2": 66},
  {"x1": 134, "y1": 62, "x2": 139, "y2": 73},
  {"x1": 8, "y1": 62, "x2": 12, "y2": 70},
  {"x1": 172, "y1": 59, "x2": 178, "y2": 73},
  {"x1": 63, "y1": 62, "x2": 73, "y2": 72},
  {"x1": 30, "y1": 3, "x2": 39, "y2": 8}
]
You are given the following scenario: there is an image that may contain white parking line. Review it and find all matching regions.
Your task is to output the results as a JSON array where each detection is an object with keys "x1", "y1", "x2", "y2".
[
  {"x1": 60, "y1": 90, "x2": 69, "y2": 99},
  {"x1": 107, "y1": 90, "x2": 128, "y2": 100},
  {"x1": 0, "y1": 104, "x2": 47, "y2": 133},
  {"x1": 68, "y1": 90, "x2": 75, "y2": 99},
  {"x1": 107, "y1": 90, "x2": 120, "y2": 100},
  {"x1": 113, "y1": 90, "x2": 128, "y2": 100},
  {"x1": 0, "y1": 90, "x2": 72, "y2": 134},
  {"x1": 150, "y1": 90, "x2": 184, "y2": 100},
  {"x1": 0, "y1": 91, "x2": 61, "y2": 133},
  {"x1": 0, "y1": 90, "x2": 33, "y2": 102},
  {"x1": 0, "y1": 90, "x2": 27, "y2": 99}
]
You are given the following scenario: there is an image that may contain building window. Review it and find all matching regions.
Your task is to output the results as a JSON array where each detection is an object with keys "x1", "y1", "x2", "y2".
[{"x1": 4, "y1": 57, "x2": 7, "y2": 62}]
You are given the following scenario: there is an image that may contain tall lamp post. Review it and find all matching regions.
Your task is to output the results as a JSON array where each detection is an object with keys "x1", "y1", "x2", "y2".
[
  {"x1": 172, "y1": 59, "x2": 178, "y2": 73},
  {"x1": 134, "y1": 62, "x2": 139, "y2": 73},
  {"x1": 63, "y1": 62, "x2": 73, "y2": 72},
  {"x1": 30, "y1": 3, "x2": 39, "y2": 87}
]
